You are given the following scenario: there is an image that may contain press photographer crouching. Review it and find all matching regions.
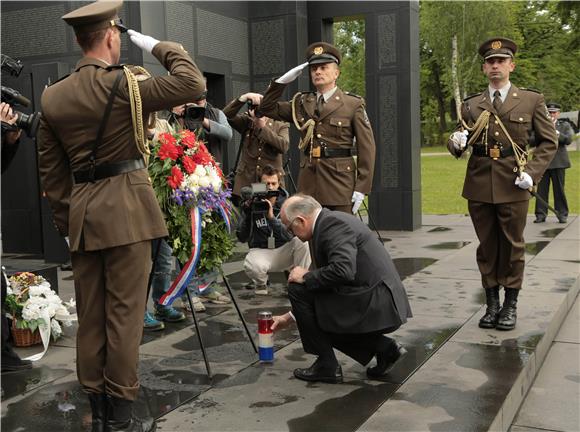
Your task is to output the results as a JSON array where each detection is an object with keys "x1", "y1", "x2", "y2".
[{"x1": 237, "y1": 165, "x2": 311, "y2": 295}]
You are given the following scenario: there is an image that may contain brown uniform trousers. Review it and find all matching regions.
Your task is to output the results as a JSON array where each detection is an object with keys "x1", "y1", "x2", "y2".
[
  {"x1": 222, "y1": 98, "x2": 289, "y2": 197},
  {"x1": 448, "y1": 85, "x2": 557, "y2": 290},
  {"x1": 37, "y1": 42, "x2": 204, "y2": 400},
  {"x1": 260, "y1": 82, "x2": 376, "y2": 212}
]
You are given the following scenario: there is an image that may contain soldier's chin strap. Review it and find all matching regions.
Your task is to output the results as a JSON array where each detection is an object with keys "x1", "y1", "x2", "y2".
[{"x1": 291, "y1": 92, "x2": 315, "y2": 152}]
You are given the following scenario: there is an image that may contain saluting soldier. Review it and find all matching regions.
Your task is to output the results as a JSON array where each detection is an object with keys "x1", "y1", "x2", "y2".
[
  {"x1": 257, "y1": 42, "x2": 376, "y2": 214},
  {"x1": 36, "y1": 1, "x2": 204, "y2": 430},
  {"x1": 222, "y1": 93, "x2": 290, "y2": 199},
  {"x1": 447, "y1": 37, "x2": 557, "y2": 331}
]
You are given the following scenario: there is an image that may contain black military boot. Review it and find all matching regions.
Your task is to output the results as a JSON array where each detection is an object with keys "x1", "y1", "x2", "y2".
[
  {"x1": 88, "y1": 393, "x2": 107, "y2": 432},
  {"x1": 496, "y1": 288, "x2": 519, "y2": 331},
  {"x1": 106, "y1": 396, "x2": 156, "y2": 432},
  {"x1": 478, "y1": 287, "x2": 500, "y2": 328}
]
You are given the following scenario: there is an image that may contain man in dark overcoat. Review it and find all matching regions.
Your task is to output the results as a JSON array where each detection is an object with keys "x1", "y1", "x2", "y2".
[
  {"x1": 447, "y1": 37, "x2": 557, "y2": 331},
  {"x1": 36, "y1": 1, "x2": 204, "y2": 430},
  {"x1": 271, "y1": 195, "x2": 412, "y2": 383}
]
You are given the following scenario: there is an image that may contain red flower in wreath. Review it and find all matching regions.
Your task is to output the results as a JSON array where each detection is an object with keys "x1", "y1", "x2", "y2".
[
  {"x1": 180, "y1": 130, "x2": 197, "y2": 148},
  {"x1": 182, "y1": 155, "x2": 197, "y2": 174},
  {"x1": 158, "y1": 142, "x2": 181, "y2": 161},
  {"x1": 167, "y1": 166, "x2": 184, "y2": 189},
  {"x1": 159, "y1": 132, "x2": 177, "y2": 146}
]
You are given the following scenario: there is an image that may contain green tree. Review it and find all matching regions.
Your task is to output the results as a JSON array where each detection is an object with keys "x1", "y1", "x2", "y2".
[{"x1": 333, "y1": 18, "x2": 365, "y2": 97}]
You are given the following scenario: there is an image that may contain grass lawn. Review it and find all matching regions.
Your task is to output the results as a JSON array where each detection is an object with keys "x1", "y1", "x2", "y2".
[{"x1": 421, "y1": 148, "x2": 579, "y2": 215}]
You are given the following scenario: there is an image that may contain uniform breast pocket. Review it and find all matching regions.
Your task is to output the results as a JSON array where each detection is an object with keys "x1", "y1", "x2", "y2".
[
  {"x1": 509, "y1": 112, "x2": 532, "y2": 139},
  {"x1": 329, "y1": 118, "x2": 352, "y2": 140}
]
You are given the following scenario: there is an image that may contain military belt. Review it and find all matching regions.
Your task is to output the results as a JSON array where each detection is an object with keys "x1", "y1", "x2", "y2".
[
  {"x1": 306, "y1": 146, "x2": 356, "y2": 158},
  {"x1": 73, "y1": 158, "x2": 145, "y2": 184},
  {"x1": 471, "y1": 145, "x2": 514, "y2": 158}
]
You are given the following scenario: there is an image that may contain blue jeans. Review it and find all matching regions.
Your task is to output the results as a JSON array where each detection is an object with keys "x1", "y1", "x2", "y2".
[{"x1": 150, "y1": 238, "x2": 174, "y2": 305}]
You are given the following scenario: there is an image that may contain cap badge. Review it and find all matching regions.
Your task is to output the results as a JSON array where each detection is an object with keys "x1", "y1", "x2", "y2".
[
  {"x1": 313, "y1": 46, "x2": 324, "y2": 55},
  {"x1": 491, "y1": 40, "x2": 502, "y2": 49}
]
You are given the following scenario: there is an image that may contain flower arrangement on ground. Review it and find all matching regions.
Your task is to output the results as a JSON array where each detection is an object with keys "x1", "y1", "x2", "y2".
[
  {"x1": 149, "y1": 128, "x2": 235, "y2": 304},
  {"x1": 6, "y1": 272, "x2": 75, "y2": 341}
]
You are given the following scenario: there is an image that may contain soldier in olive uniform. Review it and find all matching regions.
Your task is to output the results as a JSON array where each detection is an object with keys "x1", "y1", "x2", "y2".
[
  {"x1": 36, "y1": 2, "x2": 204, "y2": 430},
  {"x1": 257, "y1": 42, "x2": 376, "y2": 214},
  {"x1": 533, "y1": 102, "x2": 574, "y2": 223},
  {"x1": 222, "y1": 93, "x2": 290, "y2": 199},
  {"x1": 448, "y1": 38, "x2": 557, "y2": 331}
]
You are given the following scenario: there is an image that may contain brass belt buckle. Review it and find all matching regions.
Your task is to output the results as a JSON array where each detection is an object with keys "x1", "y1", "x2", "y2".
[
  {"x1": 489, "y1": 147, "x2": 500, "y2": 160},
  {"x1": 311, "y1": 146, "x2": 321, "y2": 158}
]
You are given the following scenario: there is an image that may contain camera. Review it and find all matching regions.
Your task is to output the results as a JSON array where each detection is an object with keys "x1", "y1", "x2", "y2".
[
  {"x1": 240, "y1": 182, "x2": 280, "y2": 211},
  {"x1": 184, "y1": 105, "x2": 205, "y2": 122},
  {"x1": 1, "y1": 54, "x2": 41, "y2": 138},
  {"x1": 246, "y1": 101, "x2": 264, "y2": 118}
]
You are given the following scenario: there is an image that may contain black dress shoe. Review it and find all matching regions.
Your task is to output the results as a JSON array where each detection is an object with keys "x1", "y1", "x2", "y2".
[
  {"x1": 1, "y1": 352, "x2": 33, "y2": 372},
  {"x1": 293, "y1": 362, "x2": 343, "y2": 384},
  {"x1": 533, "y1": 217, "x2": 546, "y2": 223},
  {"x1": 558, "y1": 217, "x2": 568, "y2": 224},
  {"x1": 367, "y1": 342, "x2": 407, "y2": 379}
]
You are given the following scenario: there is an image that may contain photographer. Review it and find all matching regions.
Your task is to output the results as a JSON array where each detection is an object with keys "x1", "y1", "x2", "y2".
[
  {"x1": 1, "y1": 103, "x2": 32, "y2": 372},
  {"x1": 237, "y1": 165, "x2": 311, "y2": 295},
  {"x1": 169, "y1": 79, "x2": 232, "y2": 165},
  {"x1": 223, "y1": 92, "x2": 289, "y2": 201}
]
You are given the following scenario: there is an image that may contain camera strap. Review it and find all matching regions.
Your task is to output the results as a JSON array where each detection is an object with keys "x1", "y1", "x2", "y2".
[{"x1": 88, "y1": 71, "x2": 123, "y2": 182}]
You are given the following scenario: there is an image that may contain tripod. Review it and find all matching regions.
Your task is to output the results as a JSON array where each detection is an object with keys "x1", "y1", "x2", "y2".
[{"x1": 357, "y1": 200, "x2": 388, "y2": 244}]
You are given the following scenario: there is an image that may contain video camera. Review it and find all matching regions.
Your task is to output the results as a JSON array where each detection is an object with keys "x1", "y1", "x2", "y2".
[
  {"x1": 1, "y1": 54, "x2": 41, "y2": 138},
  {"x1": 246, "y1": 101, "x2": 264, "y2": 118},
  {"x1": 240, "y1": 182, "x2": 280, "y2": 211}
]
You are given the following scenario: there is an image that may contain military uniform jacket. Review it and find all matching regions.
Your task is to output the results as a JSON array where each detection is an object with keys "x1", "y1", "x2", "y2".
[
  {"x1": 546, "y1": 119, "x2": 573, "y2": 169},
  {"x1": 38, "y1": 42, "x2": 205, "y2": 252},
  {"x1": 447, "y1": 85, "x2": 557, "y2": 203},
  {"x1": 222, "y1": 98, "x2": 289, "y2": 196},
  {"x1": 304, "y1": 209, "x2": 412, "y2": 334},
  {"x1": 260, "y1": 81, "x2": 376, "y2": 206}
]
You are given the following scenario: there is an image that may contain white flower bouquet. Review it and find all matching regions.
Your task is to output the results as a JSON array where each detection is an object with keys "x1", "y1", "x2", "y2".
[{"x1": 6, "y1": 272, "x2": 75, "y2": 343}]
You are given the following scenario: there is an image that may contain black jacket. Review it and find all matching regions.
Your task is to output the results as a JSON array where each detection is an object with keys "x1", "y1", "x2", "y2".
[{"x1": 236, "y1": 188, "x2": 293, "y2": 249}]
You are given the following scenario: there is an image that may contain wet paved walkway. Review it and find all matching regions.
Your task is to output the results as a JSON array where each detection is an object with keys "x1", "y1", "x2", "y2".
[{"x1": 1, "y1": 215, "x2": 578, "y2": 431}]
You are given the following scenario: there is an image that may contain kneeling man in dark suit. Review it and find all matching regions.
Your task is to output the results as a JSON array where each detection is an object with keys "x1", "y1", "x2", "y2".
[{"x1": 272, "y1": 194, "x2": 412, "y2": 383}]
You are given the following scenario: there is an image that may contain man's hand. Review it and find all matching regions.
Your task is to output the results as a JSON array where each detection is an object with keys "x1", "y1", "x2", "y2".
[
  {"x1": 249, "y1": 110, "x2": 267, "y2": 129},
  {"x1": 239, "y1": 92, "x2": 263, "y2": 106},
  {"x1": 275, "y1": 62, "x2": 309, "y2": 84},
  {"x1": 127, "y1": 29, "x2": 160, "y2": 54},
  {"x1": 0, "y1": 102, "x2": 22, "y2": 144},
  {"x1": 271, "y1": 312, "x2": 293, "y2": 331},
  {"x1": 172, "y1": 104, "x2": 186, "y2": 117},
  {"x1": 351, "y1": 191, "x2": 364, "y2": 214},
  {"x1": 515, "y1": 172, "x2": 533, "y2": 190},
  {"x1": 450, "y1": 130, "x2": 468, "y2": 151},
  {"x1": 262, "y1": 198, "x2": 275, "y2": 220},
  {"x1": 288, "y1": 266, "x2": 308, "y2": 283}
]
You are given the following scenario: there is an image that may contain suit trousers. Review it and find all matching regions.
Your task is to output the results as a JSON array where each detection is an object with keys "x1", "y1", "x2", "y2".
[
  {"x1": 288, "y1": 283, "x2": 395, "y2": 366},
  {"x1": 534, "y1": 168, "x2": 568, "y2": 220},
  {"x1": 468, "y1": 200, "x2": 528, "y2": 290},
  {"x1": 71, "y1": 240, "x2": 151, "y2": 400},
  {"x1": 243, "y1": 237, "x2": 311, "y2": 287}
]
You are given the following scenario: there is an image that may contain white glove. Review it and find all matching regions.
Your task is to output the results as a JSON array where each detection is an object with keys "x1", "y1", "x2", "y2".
[
  {"x1": 64, "y1": 236, "x2": 70, "y2": 247},
  {"x1": 127, "y1": 29, "x2": 160, "y2": 54},
  {"x1": 515, "y1": 172, "x2": 533, "y2": 190},
  {"x1": 450, "y1": 130, "x2": 468, "y2": 151},
  {"x1": 275, "y1": 62, "x2": 309, "y2": 84},
  {"x1": 351, "y1": 191, "x2": 365, "y2": 214}
]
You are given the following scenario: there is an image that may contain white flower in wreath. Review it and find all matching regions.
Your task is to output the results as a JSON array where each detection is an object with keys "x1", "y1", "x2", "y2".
[
  {"x1": 198, "y1": 175, "x2": 210, "y2": 188},
  {"x1": 51, "y1": 318, "x2": 62, "y2": 339},
  {"x1": 194, "y1": 164, "x2": 206, "y2": 177}
]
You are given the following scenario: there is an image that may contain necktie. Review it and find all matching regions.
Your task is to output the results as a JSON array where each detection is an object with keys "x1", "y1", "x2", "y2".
[
  {"x1": 315, "y1": 95, "x2": 324, "y2": 117},
  {"x1": 493, "y1": 90, "x2": 502, "y2": 113}
]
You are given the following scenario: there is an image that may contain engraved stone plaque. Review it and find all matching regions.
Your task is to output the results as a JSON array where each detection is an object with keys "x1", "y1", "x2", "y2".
[
  {"x1": 379, "y1": 75, "x2": 398, "y2": 188},
  {"x1": 251, "y1": 19, "x2": 284, "y2": 75},
  {"x1": 378, "y1": 14, "x2": 397, "y2": 68}
]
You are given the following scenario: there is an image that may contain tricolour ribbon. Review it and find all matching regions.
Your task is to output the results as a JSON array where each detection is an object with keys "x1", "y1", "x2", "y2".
[{"x1": 159, "y1": 206, "x2": 202, "y2": 306}]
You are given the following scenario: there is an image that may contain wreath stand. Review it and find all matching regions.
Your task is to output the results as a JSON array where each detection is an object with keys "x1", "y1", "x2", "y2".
[{"x1": 148, "y1": 239, "x2": 257, "y2": 381}]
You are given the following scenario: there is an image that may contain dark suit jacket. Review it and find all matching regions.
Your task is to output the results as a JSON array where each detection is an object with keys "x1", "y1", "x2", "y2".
[{"x1": 303, "y1": 209, "x2": 412, "y2": 334}]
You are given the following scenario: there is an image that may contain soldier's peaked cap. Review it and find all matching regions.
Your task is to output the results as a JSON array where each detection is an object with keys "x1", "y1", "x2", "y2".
[
  {"x1": 478, "y1": 37, "x2": 517, "y2": 59},
  {"x1": 62, "y1": 0, "x2": 126, "y2": 35},
  {"x1": 305, "y1": 42, "x2": 342, "y2": 66},
  {"x1": 546, "y1": 102, "x2": 561, "y2": 112}
]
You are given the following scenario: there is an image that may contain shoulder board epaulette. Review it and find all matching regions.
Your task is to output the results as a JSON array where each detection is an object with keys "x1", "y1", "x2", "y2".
[
  {"x1": 520, "y1": 87, "x2": 541, "y2": 94},
  {"x1": 49, "y1": 73, "x2": 70, "y2": 86},
  {"x1": 344, "y1": 91, "x2": 363, "y2": 99},
  {"x1": 463, "y1": 92, "x2": 481, "y2": 101},
  {"x1": 106, "y1": 63, "x2": 126, "y2": 70}
]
